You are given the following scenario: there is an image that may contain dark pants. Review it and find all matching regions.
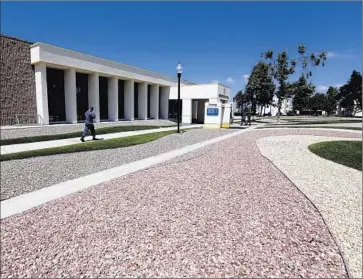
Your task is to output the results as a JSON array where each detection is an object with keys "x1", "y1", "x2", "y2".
[
  {"x1": 82, "y1": 124, "x2": 96, "y2": 138},
  {"x1": 247, "y1": 116, "x2": 251, "y2": 126}
]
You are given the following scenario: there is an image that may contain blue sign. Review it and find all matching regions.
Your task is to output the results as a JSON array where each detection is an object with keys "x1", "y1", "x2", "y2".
[{"x1": 207, "y1": 107, "x2": 219, "y2": 116}]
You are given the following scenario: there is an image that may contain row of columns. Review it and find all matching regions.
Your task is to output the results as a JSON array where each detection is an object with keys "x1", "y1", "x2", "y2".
[{"x1": 35, "y1": 63, "x2": 170, "y2": 125}]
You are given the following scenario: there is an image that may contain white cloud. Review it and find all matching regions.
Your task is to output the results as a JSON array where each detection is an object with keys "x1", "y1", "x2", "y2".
[
  {"x1": 316, "y1": 85, "x2": 329, "y2": 93},
  {"x1": 325, "y1": 51, "x2": 353, "y2": 58},
  {"x1": 243, "y1": 74, "x2": 249, "y2": 84},
  {"x1": 226, "y1": 77, "x2": 234, "y2": 83},
  {"x1": 316, "y1": 83, "x2": 344, "y2": 93},
  {"x1": 326, "y1": 51, "x2": 337, "y2": 58}
]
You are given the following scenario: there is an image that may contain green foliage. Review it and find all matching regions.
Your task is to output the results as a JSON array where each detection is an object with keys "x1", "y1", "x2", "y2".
[
  {"x1": 325, "y1": 86, "x2": 339, "y2": 115},
  {"x1": 309, "y1": 93, "x2": 327, "y2": 113},
  {"x1": 289, "y1": 75, "x2": 315, "y2": 111},
  {"x1": 233, "y1": 90, "x2": 248, "y2": 107},
  {"x1": 245, "y1": 61, "x2": 275, "y2": 109},
  {"x1": 309, "y1": 140, "x2": 362, "y2": 171},
  {"x1": 0, "y1": 130, "x2": 177, "y2": 162},
  {"x1": 263, "y1": 45, "x2": 327, "y2": 121},
  {"x1": 336, "y1": 70, "x2": 362, "y2": 113}
]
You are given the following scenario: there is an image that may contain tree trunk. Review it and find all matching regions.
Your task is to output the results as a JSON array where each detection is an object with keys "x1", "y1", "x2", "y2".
[
  {"x1": 277, "y1": 101, "x2": 281, "y2": 123},
  {"x1": 260, "y1": 106, "x2": 263, "y2": 117}
]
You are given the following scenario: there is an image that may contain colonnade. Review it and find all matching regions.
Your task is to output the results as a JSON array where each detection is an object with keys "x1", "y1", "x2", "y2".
[{"x1": 34, "y1": 63, "x2": 170, "y2": 125}]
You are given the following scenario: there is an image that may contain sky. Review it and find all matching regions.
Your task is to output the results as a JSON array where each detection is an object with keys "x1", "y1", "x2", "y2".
[{"x1": 1, "y1": 1, "x2": 362, "y2": 97}]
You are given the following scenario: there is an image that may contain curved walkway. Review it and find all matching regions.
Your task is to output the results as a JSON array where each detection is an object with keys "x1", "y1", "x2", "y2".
[
  {"x1": 257, "y1": 135, "x2": 362, "y2": 278},
  {"x1": 1, "y1": 129, "x2": 360, "y2": 278}
]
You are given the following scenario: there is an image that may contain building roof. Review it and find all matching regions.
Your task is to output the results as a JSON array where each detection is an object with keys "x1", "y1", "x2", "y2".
[
  {"x1": 31, "y1": 41, "x2": 197, "y2": 86},
  {"x1": 2, "y1": 34, "x2": 198, "y2": 86}
]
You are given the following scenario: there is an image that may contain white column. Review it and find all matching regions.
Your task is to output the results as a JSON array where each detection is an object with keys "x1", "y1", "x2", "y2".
[
  {"x1": 34, "y1": 63, "x2": 49, "y2": 125},
  {"x1": 124, "y1": 79, "x2": 134, "y2": 120},
  {"x1": 64, "y1": 68, "x2": 77, "y2": 124},
  {"x1": 138, "y1": 82, "x2": 147, "y2": 120},
  {"x1": 160, "y1": 86, "x2": 170, "y2": 119},
  {"x1": 88, "y1": 73, "x2": 100, "y2": 122},
  {"x1": 150, "y1": 84, "x2": 159, "y2": 119},
  {"x1": 108, "y1": 77, "x2": 118, "y2": 121},
  {"x1": 182, "y1": 99, "x2": 192, "y2": 124}
]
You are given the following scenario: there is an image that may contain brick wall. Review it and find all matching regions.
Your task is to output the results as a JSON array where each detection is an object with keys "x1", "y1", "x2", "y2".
[{"x1": 0, "y1": 34, "x2": 37, "y2": 126}]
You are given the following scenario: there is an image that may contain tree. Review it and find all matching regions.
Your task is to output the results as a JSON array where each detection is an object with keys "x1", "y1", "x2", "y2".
[
  {"x1": 263, "y1": 45, "x2": 327, "y2": 122},
  {"x1": 309, "y1": 93, "x2": 327, "y2": 115},
  {"x1": 233, "y1": 90, "x2": 248, "y2": 108},
  {"x1": 336, "y1": 70, "x2": 362, "y2": 115},
  {"x1": 325, "y1": 86, "x2": 339, "y2": 115},
  {"x1": 288, "y1": 75, "x2": 315, "y2": 112},
  {"x1": 245, "y1": 61, "x2": 275, "y2": 116}
]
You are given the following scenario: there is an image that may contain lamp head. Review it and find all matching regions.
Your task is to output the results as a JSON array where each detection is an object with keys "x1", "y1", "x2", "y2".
[{"x1": 176, "y1": 62, "x2": 183, "y2": 75}]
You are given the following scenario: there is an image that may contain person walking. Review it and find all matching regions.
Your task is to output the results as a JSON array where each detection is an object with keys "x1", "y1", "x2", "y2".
[
  {"x1": 246, "y1": 110, "x2": 251, "y2": 126},
  {"x1": 241, "y1": 109, "x2": 247, "y2": 126},
  {"x1": 80, "y1": 106, "x2": 99, "y2": 142}
]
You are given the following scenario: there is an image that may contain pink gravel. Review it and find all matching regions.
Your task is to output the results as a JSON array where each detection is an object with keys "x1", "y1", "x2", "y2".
[{"x1": 1, "y1": 129, "x2": 360, "y2": 278}]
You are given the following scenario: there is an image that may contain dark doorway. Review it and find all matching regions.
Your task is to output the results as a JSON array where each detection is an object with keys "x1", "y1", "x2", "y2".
[
  {"x1": 47, "y1": 67, "x2": 65, "y2": 122},
  {"x1": 192, "y1": 99, "x2": 208, "y2": 124},
  {"x1": 99, "y1": 76, "x2": 108, "y2": 120},
  {"x1": 168, "y1": 100, "x2": 182, "y2": 121},
  {"x1": 134, "y1": 83, "x2": 139, "y2": 119},
  {"x1": 76, "y1": 73, "x2": 89, "y2": 122},
  {"x1": 118, "y1": 80, "x2": 124, "y2": 119},
  {"x1": 147, "y1": 85, "x2": 151, "y2": 119}
]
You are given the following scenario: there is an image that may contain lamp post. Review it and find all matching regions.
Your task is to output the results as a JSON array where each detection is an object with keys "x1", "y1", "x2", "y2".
[{"x1": 176, "y1": 62, "x2": 183, "y2": 133}]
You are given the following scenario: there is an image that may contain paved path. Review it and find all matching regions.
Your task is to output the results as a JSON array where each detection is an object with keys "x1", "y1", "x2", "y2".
[
  {"x1": 1, "y1": 129, "x2": 236, "y2": 201},
  {"x1": 258, "y1": 135, "x2": 362, "y2": 278},
  {"x1": 0, "y1": 125, "x2": 202, "y2": 155},
  {"x1": 1, "y1": 128, "x2": 360, "y2": 278}
]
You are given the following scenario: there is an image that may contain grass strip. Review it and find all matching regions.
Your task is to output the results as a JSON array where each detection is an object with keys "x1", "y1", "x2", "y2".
[
  {"x1": 256, "y1": 126, "x2": 361, "y2": 131},
  {"x1": 0, "y1": 130, "x2": 176, "y2": 162},
  {"x1": 0, "y1": 125, "x2": 175, "y2": 146},
  {"x1": 308, "y1": 140, "x2": 362, "y2": 171}
]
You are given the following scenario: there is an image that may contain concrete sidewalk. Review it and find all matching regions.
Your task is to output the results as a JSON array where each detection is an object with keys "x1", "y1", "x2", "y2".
[{"x1": 1, "y1": 125, "x2": 203, "y2": 155}]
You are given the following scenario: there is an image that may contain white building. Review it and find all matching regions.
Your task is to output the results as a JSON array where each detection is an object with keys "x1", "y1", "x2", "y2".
[
  {"x1": 30, "y1": 42, "x2": 230, "y2": 125},
  {"x1": 252, "y1": 96, "x2": 293, "y2": 116}
]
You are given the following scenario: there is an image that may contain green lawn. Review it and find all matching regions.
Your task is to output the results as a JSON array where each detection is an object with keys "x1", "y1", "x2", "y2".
[
  {"x1": 0, "y1": 130, "x2": 176, "y2": 162},
  {"x1": 0, "y1": 125, "x2": 175, "y2": 146},
  {"x1": 256, "y1": 126, "x2": 362, "y2": 131},
  {"x1": 308, "y1": 140, "x2": 362, "y2": 171}
]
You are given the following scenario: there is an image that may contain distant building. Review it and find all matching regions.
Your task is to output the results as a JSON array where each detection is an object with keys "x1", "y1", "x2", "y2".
[
  {"x1": 1, "y1": 34, "x2": 230, "y2": 126},
  {"x1": 255, "y1": 96, "x2": 293, "y2": 116}
]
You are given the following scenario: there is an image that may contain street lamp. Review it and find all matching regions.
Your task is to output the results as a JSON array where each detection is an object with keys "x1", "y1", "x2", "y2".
[{"x1": 176, "y1": 62, "x2": 183, "y2": 133}]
